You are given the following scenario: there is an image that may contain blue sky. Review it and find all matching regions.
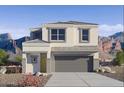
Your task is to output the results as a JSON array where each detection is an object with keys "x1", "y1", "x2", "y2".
[{"x1": 0, "y1": 5, "x2": 123, "y2": 39}]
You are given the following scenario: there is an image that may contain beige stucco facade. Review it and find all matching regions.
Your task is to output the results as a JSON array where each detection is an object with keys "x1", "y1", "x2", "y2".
[
  {"x1": 22, "y1": 22, "x2": 99, "y2": 73},
  {"x1": 42, "y1": 24, "x2": 98, "y2": 47}
]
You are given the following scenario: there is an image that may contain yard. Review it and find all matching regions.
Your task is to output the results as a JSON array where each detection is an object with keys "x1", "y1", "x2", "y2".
[
  {"x1": 98, "y1": 66, "x2": 124, "y2": 82},
  {"x1": 0, "y1": 74, "x2": 51, "y2": 87}
]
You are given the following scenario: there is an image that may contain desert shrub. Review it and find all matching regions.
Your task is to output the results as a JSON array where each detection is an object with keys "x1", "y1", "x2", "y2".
[
  {"x1": 0, "y1": 49, "x2": 9, "y2": 65},
  {"x1": 14, "y1": 55, "x2": 22, "y2": 62},
  {"x1": 6, "y1": 66, "x2": 22, "y2": 73},
  {"x1": 17, "y1": 74, "x2": 42, "y2": 87},
  {"x1": 115, "y1": 51, "x2": 124, "y2": 65}
]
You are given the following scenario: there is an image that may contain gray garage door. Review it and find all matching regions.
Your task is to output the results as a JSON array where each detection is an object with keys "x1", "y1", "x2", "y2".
[{"x1": 55, "y1": 56, "x2": 93, "y2": 72}]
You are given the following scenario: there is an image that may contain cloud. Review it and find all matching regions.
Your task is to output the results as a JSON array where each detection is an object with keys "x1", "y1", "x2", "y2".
[
  {"x1": 0, "y1": 27, "x2": 30, "y2": 39},
  {"x1": 0, "y1": 24, "x2": 123, "y2": 39},
  {"x1": 99, "y1": 24, "x2": 123, "y2": 36}
]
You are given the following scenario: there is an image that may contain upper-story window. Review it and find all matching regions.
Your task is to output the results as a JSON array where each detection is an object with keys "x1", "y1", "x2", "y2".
[
  {"x1": 81, "y1": 29, "x2": 89, "y2": 42},
  {"x1": 50, "y1": 29, "x2": 65, "y2": 41},
  {"x1": 30, "y1": 29, "x2": 42, "y2": 40}
]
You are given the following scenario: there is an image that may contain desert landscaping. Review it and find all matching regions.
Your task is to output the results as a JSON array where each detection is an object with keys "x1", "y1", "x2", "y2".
[{"x1": 0, "y1": 73, "x2": 51, "y2": 87}]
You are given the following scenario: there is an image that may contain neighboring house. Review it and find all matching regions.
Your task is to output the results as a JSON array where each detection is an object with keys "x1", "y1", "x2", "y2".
[{"x1": 22, "y1": 21, "x2": 99, "y2": 73}]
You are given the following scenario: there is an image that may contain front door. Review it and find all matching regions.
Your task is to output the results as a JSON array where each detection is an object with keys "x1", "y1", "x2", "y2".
[
  {"x1": 30, "y1": 54, "x2": 40, "y2": 73},
  {"x1": 40, "y1": 53, "x2": 47, "y2": 72}
]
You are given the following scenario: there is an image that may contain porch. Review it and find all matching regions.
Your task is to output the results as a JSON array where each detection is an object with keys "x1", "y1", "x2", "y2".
[{"x1": 22, "y1": 53, "x2": 50, "y2": 73}]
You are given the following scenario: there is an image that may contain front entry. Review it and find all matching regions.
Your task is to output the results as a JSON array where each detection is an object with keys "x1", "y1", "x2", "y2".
[
  {"x1": 27, "y1": 54, "x2": 40, "y2": 73},
  {"x1": 40, "y1": 53, "x2": 47, "y2": 73}
]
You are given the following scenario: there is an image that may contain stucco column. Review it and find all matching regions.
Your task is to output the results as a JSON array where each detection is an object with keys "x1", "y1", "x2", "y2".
[
  {"x1": 93, "y1": 52, "x2": 99, "y2": 70},
  {"x1": 46, "y1": 51, "x2": 51, "y2": 73},
  {"x1": 22, "y1": 53, "x2": 27, "y2": 73}
]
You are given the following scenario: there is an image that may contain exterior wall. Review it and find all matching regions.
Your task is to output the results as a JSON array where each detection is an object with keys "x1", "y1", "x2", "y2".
[
  {"x1": 93, "y1": 52, "x2": 99, "y2": 59},
  {"x1": 93, "y1": 59, "x2": 99, "y2": 70},
  {"x1": 26, "y1": 64, "x2": 33, "y2": 73},
  {"x1": 22, "y1": 53, "x2": 32, "y2": 73},
  {"x1": 46, "y1": 58, "x2": 51, "y2": 73},
  {"x1": 23, "y1": 46, "x2": 50, "y2": 53},
  {"x1": 22, "y1": 23, "x2": 99, "y2": 73},
  {"x1": 23, "y1": 53, "x2": 41, "y2": 73},
  {"x1": 91, "y1": 52, "x2": 99, "y2": 70},
  {"x1": 51, "y1": 54, "x2": 55, "y2": 72},
  {"x1": 42, "y1": 27, "x2": 49, "y2": 41},
  {"x1": 23, "y1": 48, "x2": 99, "y2": 73},
  {"x1": 22, "y1": 53, "x2": 27, "y2": 73},
  {"x1": 41, "y1": 24, "x2": 98, "y2": 47},
  {"x1": 22, "y1": 45, "x2": 51, "y2": 73},
  {"x1": 50, "y1": 52, "x2": 99, "y2": 72},
  {"x1": 75, "y1": 27, "x2": 98, "y2": 46}
]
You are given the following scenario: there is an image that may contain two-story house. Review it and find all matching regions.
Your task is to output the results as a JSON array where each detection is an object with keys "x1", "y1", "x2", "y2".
[{"x1": 22, "y1": 21, "x2": 99, "y2": 73}]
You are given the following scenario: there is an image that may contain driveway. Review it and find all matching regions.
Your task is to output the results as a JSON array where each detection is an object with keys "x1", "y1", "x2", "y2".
[{"x1": 45, "y1": 72, "x2": 123, "y2": 87}]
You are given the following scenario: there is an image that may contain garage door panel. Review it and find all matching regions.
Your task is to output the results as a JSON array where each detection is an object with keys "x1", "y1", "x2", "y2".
[
  {"x1": 55, "y1": 56, "x2": 82, "y2": 60},
  {"x1": 55, "y1": 56, "x2": 92, "y2": 72}
]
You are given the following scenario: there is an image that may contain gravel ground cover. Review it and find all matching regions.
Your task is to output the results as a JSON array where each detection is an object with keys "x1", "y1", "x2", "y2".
[
  {"x1": 0, "y1": 74, "x2": 51, "y2": 87},
  {"x1": 98, "y1": 66, "x2": 124, "y2": 82}
]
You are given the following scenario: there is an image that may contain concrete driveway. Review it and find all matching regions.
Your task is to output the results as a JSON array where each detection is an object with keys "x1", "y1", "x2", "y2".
[{"x1": 45, "y1": 72, "x2": 123, "y2": 87}]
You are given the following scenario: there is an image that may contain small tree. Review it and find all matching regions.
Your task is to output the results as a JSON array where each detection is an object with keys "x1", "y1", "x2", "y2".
[
  {"x1": 15, "y1": 55, "x2": 22, "y2": 62},
  {"x1": 115, "y1": 51, "x2": 124, "y2": 66},
  {"x1": 0, "y1": 49, "x2": 9, "y2": 65}
]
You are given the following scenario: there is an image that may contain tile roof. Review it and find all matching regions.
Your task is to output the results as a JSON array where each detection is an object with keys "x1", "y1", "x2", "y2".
[
  {"x1": 49, "y1": 21, "x2": 98, "y2": 25},
  {"x1": 24, "y1": 39, "x2": 49, "y2": 43}
]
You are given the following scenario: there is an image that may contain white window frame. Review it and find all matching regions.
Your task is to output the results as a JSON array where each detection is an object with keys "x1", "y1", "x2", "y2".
[
  {"x1": 81, "y1": 29, "x2": 89, "y2": 42},
  {"x1": 50, "y1": 28, "x2": 65, "y2": 42}
]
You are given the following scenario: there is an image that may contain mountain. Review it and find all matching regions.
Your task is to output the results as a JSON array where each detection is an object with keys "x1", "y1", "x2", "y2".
[
  {"x1": 15, "y1": 36, "x2": 30, "y2": 50},
  {"x1": 99, "y1": 32, "x2": 123, "y2": 52},
  {"x1": 0, "y1": 33, "x2": 12, "y2": 41},
  {"x1": 0, "y1": 33, "x2": 30, "y2": 54},
  {"x1": 0, "y1": 31, "x2": 123, "y2": 55},
  {"x1": 109, "y1": 32, "x2": 124, "y2": 42},
  {"x1": 0, "y1": 39, "x2": 16, "y2": 53},
  {"x1": 99, "y1": 32, "x2": 123, "y2": 62}
]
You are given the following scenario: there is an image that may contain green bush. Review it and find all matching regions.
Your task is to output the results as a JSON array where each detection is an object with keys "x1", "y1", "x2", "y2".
[
  {"x1": 115, "y1": 51, "x2": 124, "y2": 65},
  {"x1": 0, "y1": 49, "x2": 9, "y2": 65},
  {"x1": 15, "y1": 55, "x2": 22, "y2": 62}
]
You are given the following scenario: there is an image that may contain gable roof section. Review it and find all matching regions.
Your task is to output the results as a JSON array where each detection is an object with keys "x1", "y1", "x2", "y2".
[
  {"x1": 24, "y1": 39, "x2": 49, "y2": 43},
  {"x1": 23, "y1": 39, "x2": 50, "y2": 47},
  {"x1": 48, "y1": 21, "x2": 98, "y2": 25}
]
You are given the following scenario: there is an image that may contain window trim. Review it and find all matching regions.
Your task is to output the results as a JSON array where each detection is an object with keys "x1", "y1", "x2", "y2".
[
  {"x1": 49, "y1": 28, "x2": 66, "y2": 42},
  {"x1": 30, "y1": 29, "x2": 42, "y2": 40},
  {"x1": 80, "y1": 29, "x2": 90, "y2": 43},
  {"x1": 30, "y1": 55, "x2": 38, "y2": 64}
]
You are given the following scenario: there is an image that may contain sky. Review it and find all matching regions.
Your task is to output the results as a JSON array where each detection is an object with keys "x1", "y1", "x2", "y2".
[{"x1": 0, "y1": 5, "x2": 123, "y2": 39}]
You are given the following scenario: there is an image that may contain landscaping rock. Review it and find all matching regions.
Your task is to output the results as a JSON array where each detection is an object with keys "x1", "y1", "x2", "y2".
[
  {"x1": 101, "y1": 68, "x2": 105, "y2": 73},
  {"x1": 103, "y1": 66, "x2": 112, "y2": 73},
  {"x1": 95, "y1": 69, "x2": 99, "y2": 72},
  {"x1": 95, "y1": 66, "x2": 116, "y2": 73},
  {"x1": 33, "y1": 72, "x2": 48, "y2": 77},
  {"x1": 110, "y1": 71, "x2": 116, "y2": 73},
  {"x1": 0, "y1": 66, "x2": 7, "y2": 74},
  {"x1": 98, "y1": 66, "x2": 123, "y2": 82},
  {"x1": 0, "y1": 74, "x2": 51, "y2": 87},
  {"x1": 35, "y1": 72, "x2": 43, "y2": 76},
  {"x1": 43, "y1": 73, "x2": 48, "y2": 76}
]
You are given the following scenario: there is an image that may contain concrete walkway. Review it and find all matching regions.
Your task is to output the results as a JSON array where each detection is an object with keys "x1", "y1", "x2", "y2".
[{"x1": 45, "y1": 72, "x2": 123, "y2": 87}]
